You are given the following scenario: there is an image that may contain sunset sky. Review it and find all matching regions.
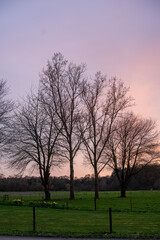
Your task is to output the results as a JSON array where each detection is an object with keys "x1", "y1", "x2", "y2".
[{"x1": 1, "y1": 0, "x2": 160, "y2": 177}]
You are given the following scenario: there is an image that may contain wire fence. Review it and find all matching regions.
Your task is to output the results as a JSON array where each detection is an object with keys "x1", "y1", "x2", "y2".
[
  {"x1": 0, "y1": 191, "x2": 160, "y2": 236},
  {"x1": 0, "y1": 205, "x2": 160, "y2": 236}
]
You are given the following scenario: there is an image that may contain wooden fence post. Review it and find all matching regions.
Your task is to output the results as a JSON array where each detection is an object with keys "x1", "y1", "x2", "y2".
[
  {"x1": 109, "y1": 207, "x2": 112, "y2": 233},
  {"x1": 33, "y1": 206, "x2": 36, "y2": 232}
]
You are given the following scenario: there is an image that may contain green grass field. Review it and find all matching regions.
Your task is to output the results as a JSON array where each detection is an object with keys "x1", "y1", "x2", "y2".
[{"x1": 0, "y1": 191, "x2": 160, "y2": 238}]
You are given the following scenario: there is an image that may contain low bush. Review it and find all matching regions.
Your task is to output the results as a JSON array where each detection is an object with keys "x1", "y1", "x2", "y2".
[{"x1": 29, "y1": 201, "x2": 58, "y2": 208}]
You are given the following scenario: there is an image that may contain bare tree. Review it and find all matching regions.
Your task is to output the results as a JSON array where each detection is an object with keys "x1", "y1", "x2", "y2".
[
  {"x1": 40, "y1": 53, "x2": 85, "y2": 199},
  {"x1": 0, "y1": 80, "x2": 13, "y2": 154},
  {"x1": 81, "y1": 75, "x2": 132, "y2": 199},
  {"x1": 7, "y1": 91, "x2": 62, "y2": 200},
  {"x1": 105, "y1": 112, "x2": 160, "y2": 197}
]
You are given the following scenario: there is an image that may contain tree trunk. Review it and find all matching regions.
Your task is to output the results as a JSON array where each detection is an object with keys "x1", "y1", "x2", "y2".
[
  {"x1": 44, "y1": 187, "x2": 51, "y2": 201},
  {"x1": 44, "y1": 171, "x2": 51, "y2": 201},
  {"x1": 120, "y1": 187, "x2": 126, "y2": 198},
  {"x1": 94, "y1": 169, "x2": 99, "y2": 199},
  {"x1": 70, "y1": 157, "x2": 75, "y2": 200}
]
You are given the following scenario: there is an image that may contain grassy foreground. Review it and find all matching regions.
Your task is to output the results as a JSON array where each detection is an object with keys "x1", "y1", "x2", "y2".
[{"x1": 0, "y1": 191, "x2": 160, "y2": 238}]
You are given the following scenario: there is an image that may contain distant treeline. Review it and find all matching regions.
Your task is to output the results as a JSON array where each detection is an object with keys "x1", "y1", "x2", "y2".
[{"x1": 1, "y1": 164, "x2": 160, "y2": 192}]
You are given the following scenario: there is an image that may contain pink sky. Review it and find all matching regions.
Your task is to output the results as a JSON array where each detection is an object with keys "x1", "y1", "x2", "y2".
[{"x1": 1, "y1": 0, "x2": 160, "y2": 177}]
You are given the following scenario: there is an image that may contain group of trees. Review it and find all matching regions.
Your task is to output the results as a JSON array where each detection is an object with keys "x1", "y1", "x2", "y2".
[
  {"x1": 1, "y1": 53, "x2": 160, "y2": 199},
  {"x1": 1, "y1": 163, "x2": 160, "y2": 192}
]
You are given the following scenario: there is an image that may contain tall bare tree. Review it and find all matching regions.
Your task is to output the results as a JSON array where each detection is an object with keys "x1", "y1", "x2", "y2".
[
  {"x1": 40, "y1": 53, "x2": 85, "y2": 199},
  {"x1": 7, "y1": 91, "x2": 62, "y2": 200},
  {"x1": 105, "y1": 112, "x2": 160, "y2": 197},
  {"x1": 0, "y1": 80, "x2": 13, "y2": 154},
  {"x1": 81, "y1": 76, "x2": 132, "y2": 199}
]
